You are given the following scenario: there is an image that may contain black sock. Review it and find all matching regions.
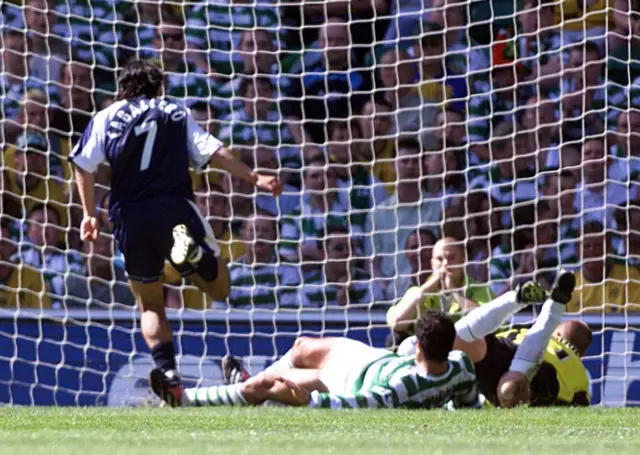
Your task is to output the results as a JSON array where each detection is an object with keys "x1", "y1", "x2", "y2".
[
  {"x1": 193, "y1": 252, "x2": 218, "y2": 282},
  {"x1": 151, "y1": 341, "x2": 177, "y2": 372}
]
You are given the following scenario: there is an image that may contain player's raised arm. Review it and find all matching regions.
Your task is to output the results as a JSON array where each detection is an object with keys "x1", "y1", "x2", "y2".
[
  {"x1": 69, "y1": 116, "x2": 107, "y2": 241},
  {"x1": 185, "y1": 112, "x2": 282, "y2": 196}
]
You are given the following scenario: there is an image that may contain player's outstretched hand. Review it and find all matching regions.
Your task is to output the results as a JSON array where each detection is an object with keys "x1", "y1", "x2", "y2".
[
  {"x1": 275, "y1": 375, "x2": 310, "y2": 405},
  {"x1": 80, "y1": 216, "x2": 99, "y2": 241},
  {"x1": 255, "y1": 174, "x2": 282, "y2": 196}
]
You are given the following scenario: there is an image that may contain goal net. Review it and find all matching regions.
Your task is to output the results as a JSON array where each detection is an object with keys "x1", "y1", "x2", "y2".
[{"x1": 0, "y1": 0, "x2": 639, "y2": 407}]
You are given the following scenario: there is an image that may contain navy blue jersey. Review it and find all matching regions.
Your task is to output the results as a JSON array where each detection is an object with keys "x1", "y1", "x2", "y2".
[{"x1": 70, "y1": 97, "x2": 223, "y2": 222}]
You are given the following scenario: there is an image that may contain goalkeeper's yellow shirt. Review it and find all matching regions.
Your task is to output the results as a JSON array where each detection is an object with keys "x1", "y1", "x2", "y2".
[{"x1": 497, "y1": 328, "x2": 590, "y2": 405}]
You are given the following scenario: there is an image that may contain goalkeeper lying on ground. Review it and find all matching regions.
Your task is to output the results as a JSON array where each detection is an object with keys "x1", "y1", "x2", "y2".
[
  {"x1": 397, "y1": 270, "x2": 592, "y2": 407},
  {"x1": 150, "y1": 311, "x2": 482, "y2": 409}
]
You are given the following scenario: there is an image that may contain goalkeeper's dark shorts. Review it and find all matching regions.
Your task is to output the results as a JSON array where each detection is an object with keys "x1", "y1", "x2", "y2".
[{"x1": 474, "y1": 334, "x2": 560, "y2": 407}]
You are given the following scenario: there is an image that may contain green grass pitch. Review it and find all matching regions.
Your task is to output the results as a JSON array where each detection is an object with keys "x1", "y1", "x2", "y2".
[{"x1": 1, "y1": 407, "x2": 639, "y2": 454}]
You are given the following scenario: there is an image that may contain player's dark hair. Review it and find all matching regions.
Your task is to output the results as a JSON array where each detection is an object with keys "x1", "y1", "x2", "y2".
[
  {"x1": 116, "y1": 60, "x2": 163, "y2": 101},
  {"x1": 415, "y1": 311, "x2": 456, "y2": 363}
]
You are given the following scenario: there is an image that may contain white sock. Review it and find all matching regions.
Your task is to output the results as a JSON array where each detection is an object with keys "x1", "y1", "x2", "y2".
[
  {"x1": 183, "y1": 383, "x2": 248, "y2": 407},
  {"x1": 455, "y1": 291, "x2": 526, "y2": 342},
  {"x1": 509, "y1": 298, "x2": 566, "y2": 377},
  {"x1": 262, "y1": 349, "x2": 294, "y2": 376}
]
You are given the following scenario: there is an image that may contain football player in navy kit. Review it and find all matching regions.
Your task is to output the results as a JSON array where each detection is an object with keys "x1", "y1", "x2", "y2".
[{"x1": 70, "y1": 60, "x2": 281, "y2": 404}]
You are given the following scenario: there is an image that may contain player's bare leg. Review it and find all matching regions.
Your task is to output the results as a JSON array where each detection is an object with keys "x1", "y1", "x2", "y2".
[
  {"x1": 223, "y1": 336, "x2": 341, "y2": 385},
  {"x1": 129, "y1": 280, "x2": 172, "y2": 348},
  {"x1": 151, "y1": 367, "x2": 325, "y2": 407},
  {"x1": 189, "y1": 259, "x2": 230, "y2": 301},
  {"x1": 130, "y1": 279, "x2": 183, "y2": 406},
  {"x1": 497, "y1": 270, "x2": 576, "y2": 408},
  {"x1": 290, "y1": 336, "x2": 341, "y2": 369}
]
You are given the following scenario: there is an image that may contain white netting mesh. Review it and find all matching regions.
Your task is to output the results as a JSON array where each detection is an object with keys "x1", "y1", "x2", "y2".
[{"x1": 0, "y1": 0, "x2": 640, "y2": 406}]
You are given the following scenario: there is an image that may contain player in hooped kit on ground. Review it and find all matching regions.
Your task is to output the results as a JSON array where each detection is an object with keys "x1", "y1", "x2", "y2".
[
  {"x1": 70, "y1": 60, "x2": 281, "y2": 405},
  {"x1": 151, "y1": 311, "x2": 482, "y2": 410}
]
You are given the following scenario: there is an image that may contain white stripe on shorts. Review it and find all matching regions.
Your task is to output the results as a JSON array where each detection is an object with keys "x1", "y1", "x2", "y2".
[{"x1": 185, "y1": 198, "x2": 221, "y2": 257}]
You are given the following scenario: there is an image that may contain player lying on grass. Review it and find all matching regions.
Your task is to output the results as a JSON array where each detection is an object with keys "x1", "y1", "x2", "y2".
[
  {"x1": 397, "y1": 270, "x2": 591, "y2": 407},
  {"x1": 70, "y1": 60, "x2": 281, "y2": 404},
  {"x1": 150, "y1": 311, "x2": 483, "y2": 409}
]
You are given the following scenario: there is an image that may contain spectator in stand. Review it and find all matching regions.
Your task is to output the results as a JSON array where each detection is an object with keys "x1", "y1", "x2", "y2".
[
  {"x1": 376, "y1": 48, "x2": 425, "y2": 143},
  {"x1": 365, "y1": 139, "x2": 442, "y2": 292},
  {"x1": 119, "y1": 1, "x2": 184, "y2": 61},
  {"x1": 302, "y1": 227, "x2": 384, "y2": 308},
  {"x1": 412, "y1": 22, "x2": 467, "y2": 149},
  {"x1": 490, "y1": 202, "x2": 559, "y2": 296},
  {"x1": 431, "y1": 107, "x2": 466, "y2": 157},
  {"x1": 609, "y1": 110, "x2": 640, "y2": 191},
  {"x1": 520, "y1": 95, "x2": 560, "y2": 170},
  {"x1": 18, "y1": 204, "x2": 84, "y2": 305},
  {"x1": 214, "y1": 29, "x2": 284, "y2": 116},
  {"x1": 0, "y1": 219, "x2": 50, "y2": 308},
  {"x1": 25, "y1": 0, "x2": 68, "y2": 101},
  {"x1": 422, "y1": 149, "x2": 466, "y2": 212},
  {"x1": 53, "y1": 0, "x2": 121, "y2": 86},
  {"x1": 551, "y1": 41, "x2": 612, "y2": 144},
  {"x1": 466, "y1": 30, "x2": 527, "y2": 164},
  {"x1": 283, "y1": 18, "x2": 372, "y2": 146},
  {"x1": 567, "y1": 221, "x2": 640, "y2": 313},
  {"x1": 5, "y1": 133, "x2": 70, "y2": 230},
  {"x1": 387, "y1": 228, "x2": 437, "y2": 302},
  {"x1": 460, "y1": 192, "x2": 504, "y2": 283},
  {"x1": 280, "y1": 155, "x2": 365, "y2": 267},
  {"x1": 50, "y1": 60, "x2": 95, "y2": 148},
  {"x1": 3, "y1": 89, "x2": 70, "y2": 183},
  {"x1": 613, "y1": 200, "x2": 640, "y2": 267},
  {"x1": 328, "y1": 120, "x2": 388, "y2": 209},
  {"x1": 220, "y1": 212, "x2": 301, "y2": 309},
  {"x1": 609, "y1": 1, "x2": 640, "y2": 85},
  {"x1": 468, "y1": 122, "x2": 538, "y2": 229},
  {"x1": 574, "y1": 137, "x2": 636, "y2": 229},
  {"x1": 0, "y1": 30, "x2": 47, "y2": 144},
  {"x1": 186, "y1": 0, "x2": 283, "y2": 78},
  {"x1": 282, "y1": 0, "x2": 387, "y2": 65},
  {"x1": 427, "y1": 0, "x2": 490, "y2": 77},
  {"x1": 152, "y1": 11, "x2": 210, "y2": 106},
  {"x1": 218, "y1": 76, "x2": 298, "y2": 174},
  {"x1": 357, "y1": 98, "x2": 396, "y2": 195},
  {"x1": 65, "y1": 232, "x2": 135, "y2": 308},
  {"x1": 517, "y1": 0, "x2": 563, "y2": 94},
  {"x1": 540, "y1": 170, "x2": 581, "y2": 267},
  {"x1": 556, "y1": 0, "x2": 611, "y2": 49},
  {"x1": 386, "y1": 236, "x2": 493, "y2": 344}
]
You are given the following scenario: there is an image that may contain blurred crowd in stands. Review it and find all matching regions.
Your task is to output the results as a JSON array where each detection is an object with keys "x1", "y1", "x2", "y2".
[{"x1": 1, "y1": 0, "x2": 640, "y2": 325}]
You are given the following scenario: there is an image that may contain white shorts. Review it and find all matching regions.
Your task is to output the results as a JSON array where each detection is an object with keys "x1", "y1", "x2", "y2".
[{"x1": 319, "y1": 338, "x2": 391, "y2": 394}]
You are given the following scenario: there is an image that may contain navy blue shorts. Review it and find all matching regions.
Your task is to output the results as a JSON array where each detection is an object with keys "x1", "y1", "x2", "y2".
[{"x1": 113, "y1": 197, "x2": 220, "y2": 283}]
